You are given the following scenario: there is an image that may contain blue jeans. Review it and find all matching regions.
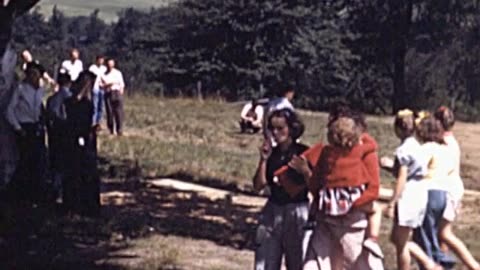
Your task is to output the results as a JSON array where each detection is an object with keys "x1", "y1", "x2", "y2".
[
  {"x1": 413, "y1": 190, "x2": 456, "y2": 270},
  {"x1": 92, "y1": 88, "x2": 104, "y2": 125}
]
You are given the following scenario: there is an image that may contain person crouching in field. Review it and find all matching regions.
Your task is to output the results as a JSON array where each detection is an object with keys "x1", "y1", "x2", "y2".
[
  {"x1": 46, "y1": 72, "x2": 72, "y2": 200},
  {"x1": 381, "y1": 110, "x2": 443, "y2": 270},
  {"x1": 252, "y1": 109, "x2": 310, "y2": 270},
  {"x1": 298, "y1": 117, "x2": 381, "y2": 270},
  {"x1": 240, "y1": 99, "x2": 264, "y2": 134},
  {"x1": 63, "y1": 71, "x2": 100, "y2": 215}
]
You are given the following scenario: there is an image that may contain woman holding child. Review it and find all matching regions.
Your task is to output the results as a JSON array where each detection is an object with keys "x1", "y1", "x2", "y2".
[{"x1": 299, "y1": 113, "x2": 382, "y2": 270}]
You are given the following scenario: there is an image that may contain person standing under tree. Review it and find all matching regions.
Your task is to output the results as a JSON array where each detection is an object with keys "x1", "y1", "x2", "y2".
[
  {"x1": 101, "y1": 58, "x2": 125, "y2": 136},
  {"x1": 5, "y1": 63, "x2": 48, "y2": 203},
  {"x1": 88, "y1": 55, "x2": 107, "y2": 128},
  {"x1": 46, "y1": 71, "x2": 72, "y2": 200},
  {"x1": 63, "y1": 71, "x2": 100, "y2": 215},
  {"x1": 61, "y1": 48, "x2": 83, "y2": 82}
]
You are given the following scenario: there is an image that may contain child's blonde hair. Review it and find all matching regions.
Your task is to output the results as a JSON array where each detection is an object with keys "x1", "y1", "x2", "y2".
[{"x1": 327, "y1": 117, "x2": 361, "y2": 149}]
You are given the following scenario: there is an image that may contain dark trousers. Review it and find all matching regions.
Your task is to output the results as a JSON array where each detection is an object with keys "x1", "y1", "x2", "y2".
[
  {"x1": 10, "y1": 123, "x2": 47, "y2": 203},
  {"x1": 47, "y1": 122, "x2": 67, "y2": 194},
  {"x1": 105, "y1": 91, "x2": 124, "y2": 135},
  {"x1": 413, "y1": 190, "x2": 456, "y2": 270},
  {"x1": 239, "y1": 119, "x2": 261, "y2": 134},
  {"x1": 63, "y1": 131, "x2": 100, "y2": 215}
]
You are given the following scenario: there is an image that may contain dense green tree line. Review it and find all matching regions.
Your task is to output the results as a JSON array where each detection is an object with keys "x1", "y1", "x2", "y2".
[{"x1": 11, "y1": 1, "x2": 480, "y2": 117}]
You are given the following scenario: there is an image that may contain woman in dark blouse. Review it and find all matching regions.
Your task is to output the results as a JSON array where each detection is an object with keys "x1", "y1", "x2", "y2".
[
  {"x1": 63, "y1": 71, "x2": 100, "y2": 215},
  {"x1": 253, "y1": 109, "x2": 310, "y2": 270}
]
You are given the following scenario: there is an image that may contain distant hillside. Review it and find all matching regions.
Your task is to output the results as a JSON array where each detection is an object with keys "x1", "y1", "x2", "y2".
[{"x1": 37, "y1": 0, "x2": 179, "y2": 22}]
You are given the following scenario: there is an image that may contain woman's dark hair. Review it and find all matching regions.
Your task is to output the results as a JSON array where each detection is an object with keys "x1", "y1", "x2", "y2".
[
  {"x1": 267, "y1": 109, "x2": 305, "y2": 140},
  {"x1": 71, "y1": 71, "x2": 96, "y2": 100},
  {"x1": 57, "y1": 72, "x2": 71, "y2": 86},
  {"x1": 434, "y1": 106, "x2": 455, "y2": 131},
  {"x1": 416, "y1": 115, "x2": 445, "y2": 144}
]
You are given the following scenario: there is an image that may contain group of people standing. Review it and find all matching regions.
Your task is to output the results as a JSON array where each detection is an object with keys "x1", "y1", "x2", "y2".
[
  {"x1": 2, "y1": 48, "x2": 126, "y2": 215},
  {"x1": 252, "y1": 89, "x2": 478, "y2": 270}
]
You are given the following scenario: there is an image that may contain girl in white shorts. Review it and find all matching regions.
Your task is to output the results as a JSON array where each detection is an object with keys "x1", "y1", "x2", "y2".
[{"x1": 381, "y1": 110, "x2": 441, "y2": 270}]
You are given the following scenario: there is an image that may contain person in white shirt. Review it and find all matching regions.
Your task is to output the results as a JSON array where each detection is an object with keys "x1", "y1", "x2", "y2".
[
  {"x1": 5, "y1": 64, "x2": 48, "y2": 203},
  {"x1": 61, "y1": 48, "x2": 84, "y2": 82},
  {"x1": 266, "y1": 86, "x2": 295, "y2": 114},
  {"x1": 88, "y1": 55, "x2": 107, "y2": 127},
  {"x1": 239, "y1": 99, "x2": 264, "y2": 134},
  {"x1": 100, "y1": 59, "x2": 125, "y2": 136}
]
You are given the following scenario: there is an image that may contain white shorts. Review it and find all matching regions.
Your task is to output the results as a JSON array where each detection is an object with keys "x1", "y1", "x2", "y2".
[
  {"x1": 443, "y1": 193, "x2": 461, "y2": 222},
  {"x1": 396, "y1": 180, "x2": 429, "y2": 228}
]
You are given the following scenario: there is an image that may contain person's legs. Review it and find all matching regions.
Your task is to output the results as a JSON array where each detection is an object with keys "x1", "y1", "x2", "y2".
[
  {"x1": 239, "y1": 120, "x2": 247, "y2": 133},
  {"x1": 408, "y1": 240, "x2": 441, "y2": 270},
  {"x1": 254, "y1": 202, "x2": 284, "y2": 270},
  {"x1": 113, "y1": 96, "x2": 124, "y2": 135},
  {"x1": 303, "y1": 221, "x2": 333, "y2": 270},
  {"x1": 337, "y1": 225, "x2": 366, "y2": 269},
  {"x1": 392, "y1": 224, "x2": 413, "y2": 270},
  {"x1": 284, "y1": 202, "x2": 309, "y2": 270},
  {"x1": 439, "y1": 219, "x2": 480, "y2": 270},
  {"x1": 97, "y1": 89, "x2": 105, "y2": 124},
  {"x1": 104, "y1": 92, "x2": 114, "y2": 134},
  {"x1": 413, "y1": 190, "x2": 456, "y2": 270}
]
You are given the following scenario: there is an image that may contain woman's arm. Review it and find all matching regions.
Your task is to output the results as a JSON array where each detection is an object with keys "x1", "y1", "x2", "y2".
[
  {"x1": 252, "y1": 140, "x2": 271, "y2": 192},
  {"x1": 353, "y1": 151, "x2": 380, "y2": 207},
  {"x1": 253, "y1": 159, "x2": 268, "y2": 192},
  {"x1": 385, "y1": 166, "x2": 408, "y2": 217}
]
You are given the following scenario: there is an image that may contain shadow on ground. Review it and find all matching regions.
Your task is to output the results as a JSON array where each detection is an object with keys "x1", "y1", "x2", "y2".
[{"x1": 0, "y1": 162, "x2": 260, "y2": 269}]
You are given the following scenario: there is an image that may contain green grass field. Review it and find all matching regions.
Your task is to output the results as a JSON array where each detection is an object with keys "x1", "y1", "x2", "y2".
[{"x1": 38, "y1": 0, "x2": 179, "y2": 21}]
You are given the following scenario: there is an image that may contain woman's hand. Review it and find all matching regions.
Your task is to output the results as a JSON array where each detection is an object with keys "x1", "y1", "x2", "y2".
[
  {"x1": 259, "y1": 140, "x2": 272, "y2": 161},
  {"x1": 288, "y1": 155, "x2": 311, "y2": 178}
]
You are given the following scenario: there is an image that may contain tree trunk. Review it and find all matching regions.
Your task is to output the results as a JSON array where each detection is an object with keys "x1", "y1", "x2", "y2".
[
  {"x1": 390, "y1": 0, "x2": 413, "y2": 114},
  {"x1": 0, "y1": 0, "x2": 40, "y2": 185},
  {"x1": 392, "y1": 49, "x2": 407, "y2": 113}
]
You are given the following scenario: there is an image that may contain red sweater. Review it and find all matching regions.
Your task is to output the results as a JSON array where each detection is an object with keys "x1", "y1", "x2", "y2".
[
  {"x1": 310, "y1": 134, "x2": 380, "y2": 207},
  {"x1": 273, "y1": 142, "x2": 325, "y2": 198}
]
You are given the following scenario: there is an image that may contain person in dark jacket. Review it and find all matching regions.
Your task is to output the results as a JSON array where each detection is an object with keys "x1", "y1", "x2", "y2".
[
  {"x1": 46, "y1": 71, "x2": 72, "y2": 200},
  {"x1": 63, "y1": 71, "x2": 100, "y2": 215}
]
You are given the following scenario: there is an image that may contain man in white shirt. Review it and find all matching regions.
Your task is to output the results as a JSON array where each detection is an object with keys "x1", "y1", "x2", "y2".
[
  {"x1": 239, "y1": 99, "x2": 264, "y2": 134},
  {"x1": 5, "y1": 64, "x2": 48, "y2": 202},
  {"x1": 101, "y1": 59, "x2": 125, "y2": 136},
  {"x1": 61, "y1": 48, "x2": 83, "y2": 81},
  {"x1": 88, "y1": 55, "x2": 107, "y2": 127}
]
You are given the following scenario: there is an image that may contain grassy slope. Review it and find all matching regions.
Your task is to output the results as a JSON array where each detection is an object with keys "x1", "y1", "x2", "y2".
[{"x1": 102, "y1": 95, "x2": 480, "y2": 191}]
